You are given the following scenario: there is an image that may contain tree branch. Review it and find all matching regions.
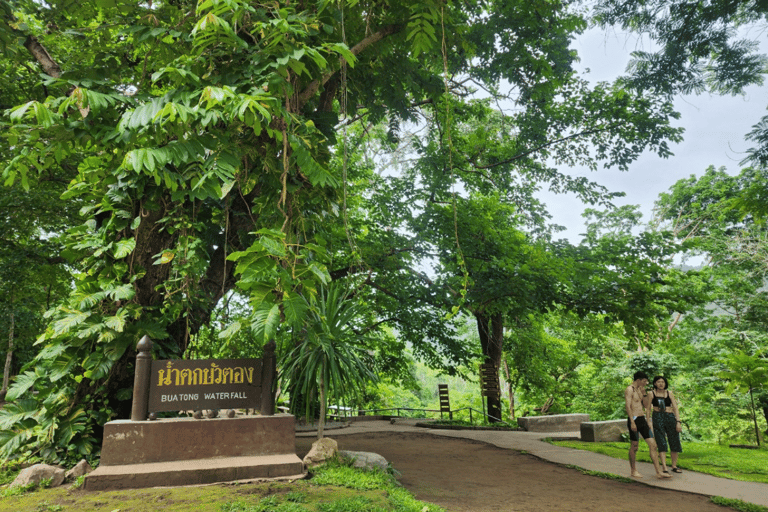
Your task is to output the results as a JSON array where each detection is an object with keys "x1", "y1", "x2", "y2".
[
  {"x1": 475, "y1": 124, "x2": 620, "y2": 170},
  {"x1": 297, "y1": 23, "x2": 404, "y2": 108},
  {"x1": 23, "y1": 35, "x2": 62, "y2": 78}
]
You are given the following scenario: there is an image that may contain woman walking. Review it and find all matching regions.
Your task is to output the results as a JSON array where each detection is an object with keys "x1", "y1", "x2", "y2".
[{"x1": 651, "y1": 376, "x2": 683, "y2": 474}]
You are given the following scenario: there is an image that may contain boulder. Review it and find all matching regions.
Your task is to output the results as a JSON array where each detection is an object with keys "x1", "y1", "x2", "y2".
[
  {"x1": 580, "y1": 419, "x2": 628, "y2": 442},
  {"x1": 65, "y1": 459, "x2": 93, "y2": 481},
  {"x1": 11, "y1": 464, "x2": 66, "y2": 488},
  {"x1": 303, "y1": 437, "x2": 338, "y2": 467},
  {"x1": 338, "y1": 451, "x2": 389, "y2": 471}
]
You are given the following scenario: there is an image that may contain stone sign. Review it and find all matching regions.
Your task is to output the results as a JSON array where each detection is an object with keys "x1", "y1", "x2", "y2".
[{"x1": 148, "y1": 358, "x2": 263, "y2": 412}]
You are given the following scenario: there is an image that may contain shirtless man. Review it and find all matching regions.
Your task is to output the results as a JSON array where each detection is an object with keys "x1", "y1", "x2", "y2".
[{"x1": 625, "y1": 371, "x2": 671, "y2": 479}]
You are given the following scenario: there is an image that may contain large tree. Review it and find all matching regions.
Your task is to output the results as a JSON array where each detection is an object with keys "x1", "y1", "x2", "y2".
[{"x1": 0, "y1": 0, "x2": 685, "y2": 459}]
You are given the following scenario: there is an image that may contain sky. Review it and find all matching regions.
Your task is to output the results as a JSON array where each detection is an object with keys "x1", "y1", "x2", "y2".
[{"x1": 542, "y1": 26, "x2": 766, "y2": 243}]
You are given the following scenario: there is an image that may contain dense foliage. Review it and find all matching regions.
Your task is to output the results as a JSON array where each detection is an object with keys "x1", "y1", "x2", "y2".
[{"x1": 0, "y1": 0, "x2": 764, "y2": 465}]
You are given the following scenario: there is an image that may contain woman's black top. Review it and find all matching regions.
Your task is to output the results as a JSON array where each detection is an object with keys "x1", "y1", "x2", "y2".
[{"x1": 652, "y1": 390, "x2": 672, "y2": 411}]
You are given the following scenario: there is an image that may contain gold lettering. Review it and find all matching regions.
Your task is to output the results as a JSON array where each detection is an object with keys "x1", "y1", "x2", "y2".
[
  {"x1": 233, "y1": 366, "x2": 244, "y2": 384},
  {"x1": 222, "y1": 367, "x2": 233, "y2": 384},
  {"x1": 158, "y1": 361, "x2": 173, "y2": 386},
  {"x1": 179, "y1": 368, "x2": 194, "y2": 386},
  {"x1": 244, "y1": 366, "x2": 254, "y2": 384},
  {"x1": 211, "y1": 362, "x2": 222, "y2": 384}
]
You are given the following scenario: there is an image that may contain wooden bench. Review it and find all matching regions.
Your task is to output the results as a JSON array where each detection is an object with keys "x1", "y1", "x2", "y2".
[
  {"x1": 517, "y1": 413, "x2": 589, "y2": 433},
  {"x1": 580, "y1": 419, "x2": 627, "y2": 442}
]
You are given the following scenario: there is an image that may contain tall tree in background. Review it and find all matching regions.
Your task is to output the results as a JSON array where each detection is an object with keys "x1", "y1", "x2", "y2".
[{"x1": 652, "y1": 166, "x2": 768, "y2": 436}]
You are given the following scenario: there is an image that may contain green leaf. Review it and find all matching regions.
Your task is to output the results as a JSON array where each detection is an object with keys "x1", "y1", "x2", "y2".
[
  {"x1": 52, "y1": 311, "x2": 91, "y2": 336},
  {"x1": 282, "y1": 292, "x2": 308, "y2": 328},
  {"x1": 252, "y1": 303, "x2": 280, "y2": 344},
  {"x1": 0, "y1": 399, "x2": 38, "y2": 429},
  {"x1": 5, "y1": 371, "x2": 38, "y2": 401},
  {"x1": 110, "y1": 284, "x2": 135, "y2": 301},
  {"x1": 218, "y1": 321, "x2": 242, "y2": 339},
  {"x1": 50, "y1": 357, "x2": 77, "y2": 382},
  {"x1": 259, "y1": 236, "x2": 286, "y2": 257},
  {"x1": 113, "y1": 238, "x2": 136, "y2": 259}
]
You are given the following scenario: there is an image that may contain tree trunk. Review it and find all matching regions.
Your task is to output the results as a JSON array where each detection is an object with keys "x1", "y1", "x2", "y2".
[
  {"x1": 502, "y1": 359, "x2": 515, "y2": 419},
  {"x1": 475, "y1": 311, "x2": 504, "y2": 422},
  {"x1": 1, "y1": 296, "x2": 14, "y2": 400},
  {"x1": 750, "y1": 387, "x2": 761, "y2": 447},
  {"x1": 759, "y1": 394, "x2": 768, "y2": 435},
  {"x1": 317, "y1": 369, "x2": 326, "y2": 439}
]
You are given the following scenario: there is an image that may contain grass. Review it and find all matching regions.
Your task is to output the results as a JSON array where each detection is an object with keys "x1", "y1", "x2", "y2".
[
  {"x1": 0, "y1": 458, "x2": 445, "y2": 512},
  {"x1": 563, "y1": 464, "x2": 633, "y2": 483},
  {"x1": 428, "y1": 419, "x2": 517, "y2": 430},
  {"x1": 710, "y1": 497, "x2": 768, "y2": 512},
  {"x1": 547, "y1": 439, "x2": 768, "y2": 484},
  {"x1": 558, "y1": 448, "x2": 768, "y2": 512}
]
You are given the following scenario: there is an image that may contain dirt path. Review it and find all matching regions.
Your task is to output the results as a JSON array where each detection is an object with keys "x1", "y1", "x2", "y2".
[{"x1": 296, "y1": 431, "x2": 730, "y2": 512}]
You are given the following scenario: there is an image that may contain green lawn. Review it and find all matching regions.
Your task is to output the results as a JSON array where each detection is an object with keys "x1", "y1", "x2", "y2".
[
  {"x1": 0, "y1": 460, "x2": 445, "y2": 512},
  {"x1": 548, "y1": 439, "x2": 768, "y2": 484}
]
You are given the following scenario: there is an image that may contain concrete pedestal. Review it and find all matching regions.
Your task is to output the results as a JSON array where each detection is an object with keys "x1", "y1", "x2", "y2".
[
  {"x1": 517, "y1": 413, "x2": 590, "y2": 433},
  {"x1": 580, "y1": 419, "x2": 628, "y2": 442},
  {"x1": 86, "y1": 414, "x2": 304, "y2": 490}
]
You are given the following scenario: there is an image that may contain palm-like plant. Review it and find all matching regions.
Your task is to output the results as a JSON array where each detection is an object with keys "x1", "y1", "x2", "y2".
[
  {"x1": 719, "y1": 352, "x2": 768, "y2": 447},
  {"x1": 280, "y1": 283, "x2": 378, "y2": 439}
]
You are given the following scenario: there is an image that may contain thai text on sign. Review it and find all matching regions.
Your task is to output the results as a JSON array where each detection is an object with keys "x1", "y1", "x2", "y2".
[{"x1": 147, "y1": 358, "x2": 262, "y2": 413}]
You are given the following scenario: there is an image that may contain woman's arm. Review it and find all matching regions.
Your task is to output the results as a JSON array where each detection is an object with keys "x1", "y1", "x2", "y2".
[
  {"x1": 669, "y1": 390, "x2": 680, "y2": 421},
  {"x1": 669, "y1": 389, "x2": 682, "y2": 432}
]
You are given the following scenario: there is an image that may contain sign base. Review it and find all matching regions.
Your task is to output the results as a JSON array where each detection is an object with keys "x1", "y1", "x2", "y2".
[{"x1": 86, "y1": 414, "x2": 303, "y2": 490}]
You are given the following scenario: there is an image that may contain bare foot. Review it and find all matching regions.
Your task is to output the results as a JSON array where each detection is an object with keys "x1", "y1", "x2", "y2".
[
  {"x1": 631, "y1": 471, "x2": 643, "y2": 478},
  {"x1": 657, "y1": 472, "x2": 672, "y2": 479}
]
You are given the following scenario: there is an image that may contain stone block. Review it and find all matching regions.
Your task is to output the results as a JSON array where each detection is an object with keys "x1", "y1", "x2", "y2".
[
  {"x1": 99, "y1": 414, "x2": 296, "y2": 465},
  {"x1": 85, "y1": 414, "x2": 303, "y2": 490},
  {"x1": 580, "y1": 419, "x2": 627, "y2": 442},
  {"x1": 517, "y1": 413, "x2": 590, "y2": 433}
]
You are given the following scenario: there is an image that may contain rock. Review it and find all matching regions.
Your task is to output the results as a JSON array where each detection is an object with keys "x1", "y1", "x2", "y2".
[
  {"x1": 303, "y1": 437, "x2": 338, "y2": 467},
  {"x1": 65, "y1": 459, "x2": 93, "y2": 481},
  {"x1": 338, "y1": 450, "x2": 389, "y2": 471},
  {"x1": 11, "y1": 464, "x2": 66, "y2": 488}
]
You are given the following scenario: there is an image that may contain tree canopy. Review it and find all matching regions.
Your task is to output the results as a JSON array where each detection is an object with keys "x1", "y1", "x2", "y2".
[
  {"x1": 592, "y1": 0, "x2": 768, "y2": 168},
  {"x1": 0, "y1": 0, "x2": 695, "y2": 461}
]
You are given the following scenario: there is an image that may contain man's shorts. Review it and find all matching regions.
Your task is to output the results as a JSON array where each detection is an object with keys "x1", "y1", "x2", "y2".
[{"x1": 627, "y1": 416, "x2": 653, "y2": 441}]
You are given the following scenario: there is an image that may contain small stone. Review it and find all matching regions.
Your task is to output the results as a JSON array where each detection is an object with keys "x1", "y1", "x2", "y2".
[{"x1": 65, "y1": 459, "x2": 93, "y2": 481}]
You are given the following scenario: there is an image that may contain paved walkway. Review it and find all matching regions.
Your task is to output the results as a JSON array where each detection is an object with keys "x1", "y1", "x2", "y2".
[{"x1": 297, "y1": 418, "x2": 768, "y2": 508}]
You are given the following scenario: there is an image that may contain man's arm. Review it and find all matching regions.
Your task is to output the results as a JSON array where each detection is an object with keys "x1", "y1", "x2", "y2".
[
  {"x1": 624, "y1": 386, "x2": 637, "y2": 431},
  {"x1": 644, "y1": 392, "x2": 653, "y2": 418}
]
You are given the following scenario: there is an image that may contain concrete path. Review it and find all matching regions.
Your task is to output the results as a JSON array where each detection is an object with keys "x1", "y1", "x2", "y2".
[{"x1": 297, "y1": 419, "x2": 768, "y2": 508}]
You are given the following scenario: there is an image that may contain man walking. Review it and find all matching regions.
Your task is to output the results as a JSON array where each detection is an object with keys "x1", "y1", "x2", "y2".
[{"x1": 625, "y1": 371, "x2": 672, "y2": 479}]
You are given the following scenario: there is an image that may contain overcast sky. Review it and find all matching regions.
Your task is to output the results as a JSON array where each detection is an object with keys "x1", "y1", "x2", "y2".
[{"x1": 542, "y1": 27, "x2": 766, "y2": 243}]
